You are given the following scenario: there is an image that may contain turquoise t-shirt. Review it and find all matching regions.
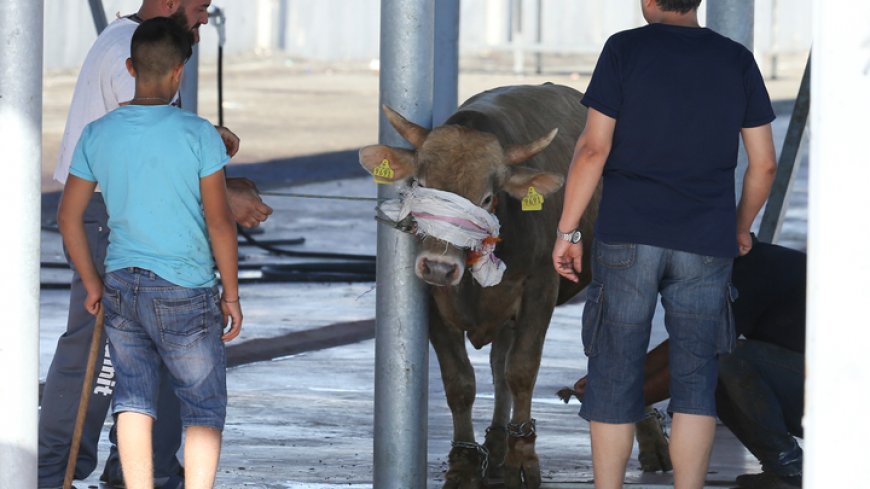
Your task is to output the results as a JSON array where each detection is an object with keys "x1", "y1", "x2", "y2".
[{"x1": 69, "y1": 105, "x2": 230, "y2": 287}]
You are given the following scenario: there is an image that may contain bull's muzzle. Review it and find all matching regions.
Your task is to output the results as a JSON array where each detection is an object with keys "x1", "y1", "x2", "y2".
[{"x1": 416, "y1": 255, "x2": 464, "y2": 286}]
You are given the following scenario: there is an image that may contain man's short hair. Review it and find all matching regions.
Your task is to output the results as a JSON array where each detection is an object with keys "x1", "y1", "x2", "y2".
[
  {"x1": 130, "y1": 17, "x2": 193, "y2": 81},
  {"x1": 655, "y1": 0, "x2": 702, "y2": 14}
]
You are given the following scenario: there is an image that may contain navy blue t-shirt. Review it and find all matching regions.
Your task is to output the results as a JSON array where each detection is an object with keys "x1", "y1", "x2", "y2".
[{"x1": 582, "y1": 23, "x2": 775, "y2": 257}]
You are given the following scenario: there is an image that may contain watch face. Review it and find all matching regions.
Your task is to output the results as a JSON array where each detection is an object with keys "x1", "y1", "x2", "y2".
[{"x1": 570, "y1": 231, "x2": 582, "y2": 244}]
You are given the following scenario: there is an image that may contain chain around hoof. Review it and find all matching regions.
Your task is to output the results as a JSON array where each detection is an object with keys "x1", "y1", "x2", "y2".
[
  {"x1": 450, "y1": 440, "x2": 490, "y2": 481},
  {"x1": 507, "y1": 418, "x2": 536, "y2": 438}
]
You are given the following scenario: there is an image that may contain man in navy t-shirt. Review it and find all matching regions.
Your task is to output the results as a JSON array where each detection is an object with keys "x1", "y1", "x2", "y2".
[
  {"x1": 552, "y1": 1, "x2": 777, "y2": 488},
  {"x1": 567, "y1": 239, "x2": 806, "y2": 489}
]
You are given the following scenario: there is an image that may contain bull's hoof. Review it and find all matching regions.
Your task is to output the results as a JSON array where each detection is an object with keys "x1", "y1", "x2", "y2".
[
  {"x1": 636, "y1": 407, "x2": 672, "y2": 472},
  {"x1": 484, "y1": 425, "x2": 507, "y2": 481},
  {"x1": 503, "y1": 461, "x2": 541, "y2": 489},
  {"x1": 504, "y1": 421, "x2": 540, "y2": 489},
  {"x1": 444, "y1": 442, "x2": 488, "y2": 489}
]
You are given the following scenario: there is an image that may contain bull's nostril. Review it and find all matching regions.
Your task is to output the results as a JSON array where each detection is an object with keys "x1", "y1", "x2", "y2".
[
  {"x1": 421, "y1": 259, "x2": 431, "y2": 275},
  {"x1": 446, "y1": 265, "x2": 458, "y2": 282}
]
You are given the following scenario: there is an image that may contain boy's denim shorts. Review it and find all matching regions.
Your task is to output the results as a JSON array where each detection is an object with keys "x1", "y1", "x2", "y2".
[
  {"x1": 579, "y1": 240, "x2": 736, "y2": 424},
  {"x1": 102, "y1": 267, "x2": 227, "y2": 431}
]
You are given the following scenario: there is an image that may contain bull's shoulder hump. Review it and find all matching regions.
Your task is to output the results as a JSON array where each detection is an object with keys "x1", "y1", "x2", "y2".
[{"x1": 457, "y1": 84, "x2": 584, "y2": 112}]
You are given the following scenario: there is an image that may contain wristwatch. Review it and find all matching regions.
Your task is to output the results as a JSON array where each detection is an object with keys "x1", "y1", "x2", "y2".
[{"x1": 557, "y1": 228, "x2": 583, "y2": 244}]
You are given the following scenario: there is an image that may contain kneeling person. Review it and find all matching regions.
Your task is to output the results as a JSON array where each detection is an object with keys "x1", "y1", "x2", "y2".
[{"x1": 58, "y1": 17, "x2": 243, "y2": 489}]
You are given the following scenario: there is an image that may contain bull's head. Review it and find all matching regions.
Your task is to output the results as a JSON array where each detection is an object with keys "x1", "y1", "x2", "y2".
[{"x1": 360, "y1": 105, "x2": 564, "y2": 287}]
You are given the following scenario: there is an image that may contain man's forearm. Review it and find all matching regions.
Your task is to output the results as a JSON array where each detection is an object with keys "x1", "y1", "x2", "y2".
[
  {"x1": 558, "y1": 143, "x2": 607, "y2": 232},
  {"x1": 737, "y1": 162, "x2": 776, "y2": 232}
]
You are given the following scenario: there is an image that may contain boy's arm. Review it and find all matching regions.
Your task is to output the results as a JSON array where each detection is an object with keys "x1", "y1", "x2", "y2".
[
  {"x1": 57, "y1": 176, "x2": 102, "y2": 315},
  {"x1": 737, "y1": 124, "x2": 777, "y2": 256},
  {"x1": 201, "y1": 169, "x2": 243, "y2": 342}
]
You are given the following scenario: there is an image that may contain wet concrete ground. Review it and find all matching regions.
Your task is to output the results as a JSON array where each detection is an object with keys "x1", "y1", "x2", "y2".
[
  {"x1": 38, "y1": 57, "x2": 808, "y2": 488},
  {"x1": 39, "y1": 172, "x2": 806, "y2": 488}
]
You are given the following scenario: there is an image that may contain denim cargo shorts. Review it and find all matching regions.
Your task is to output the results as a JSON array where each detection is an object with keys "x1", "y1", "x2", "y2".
[
  {"x1": 102, "y1": 267, "x2": 227, "y2": 430},
  {"x1": 579, "y1": 240, "x2": 735, "y2": 424}
]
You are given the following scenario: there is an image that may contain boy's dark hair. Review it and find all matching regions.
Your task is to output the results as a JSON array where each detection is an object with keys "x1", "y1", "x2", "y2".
[
  {"x1": 130, "y1": 17, "x2": 193, "y2": 81},
  {"x1": 655, "y1": 0, "x2": 702, "y2": 14}
]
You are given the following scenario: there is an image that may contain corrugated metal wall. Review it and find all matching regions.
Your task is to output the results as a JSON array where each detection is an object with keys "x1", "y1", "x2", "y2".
[{"x1": 43, "y1": 0, "x2": 811, "y2": 75}]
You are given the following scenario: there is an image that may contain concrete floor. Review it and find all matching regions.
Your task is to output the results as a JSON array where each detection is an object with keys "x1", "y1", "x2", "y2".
[
  {"x1": 40, "y1": 175, "x2": 800, "y2": 488},
  {"x1": 38, "y1": 56, "x2": 808, "y2": 488}
]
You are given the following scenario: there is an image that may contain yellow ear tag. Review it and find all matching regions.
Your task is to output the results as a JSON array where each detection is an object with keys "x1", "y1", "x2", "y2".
[
  {"x1": 522, "y1": 186, "x2": 544, "y2": 211},
  {"x1": 373, "y1": 159, "x2": 395, "y2": 184}
]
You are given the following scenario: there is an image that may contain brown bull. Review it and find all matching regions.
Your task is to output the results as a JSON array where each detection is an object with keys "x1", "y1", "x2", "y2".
[{"x1": 360, "y1": 83, "x2": 599, "y2": 489}]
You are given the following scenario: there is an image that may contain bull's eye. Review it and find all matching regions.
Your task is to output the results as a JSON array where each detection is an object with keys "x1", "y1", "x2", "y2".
[{"x1": 481, "y1": 193, "x2": 493, "y2": 207}]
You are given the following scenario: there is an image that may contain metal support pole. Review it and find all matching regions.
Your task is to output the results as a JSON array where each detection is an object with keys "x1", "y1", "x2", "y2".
[
  {"x1": 277, "y1": 0, "x2": 289, "y2": 51},
  {"x1": 88, "y1": 0, "x2": 109, "y2": 35},
  {"x1": 511, "y1": 0, "x2": 524, "y2": 75},
  {"x1": 374, "y1": 1, "x2": 434, "y2": 488},
  {"x1": 758, "y1": 54, "x2": 810, "y2": 243},
  {"x1": 180, "y1": 45, "x2": 200, "y2": 114},
  {"x1": 0, "y1": 1, "x2": 43, "y2": 487},
  {"x1": 706, "y1": 0, "x2": 754, "y2": 49},
  {"x1": 433, "y1": 0, "x2": 460, "y2": 126},
  {"x1": 805, "y1": 2, "x2": 870, "y2": 488},
  {"x1": 534, "y1": 0, "x2": 543, "y2": 74},
  {"x1": 706, "y1": 1, "x2": 755, "y2": 208}
]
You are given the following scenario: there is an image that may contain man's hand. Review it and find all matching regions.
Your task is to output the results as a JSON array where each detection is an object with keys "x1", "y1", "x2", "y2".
[
  {"x1": 737, "y1": 229, "x2": 753, "y2": 256},
  {"x1": 552, "y1": 239, "x2": 583, "y2": 282},
  {"x1": 226, "y1": 177, "x2": 273, "y2": 228},
  {"x1": 216, "y1": 126, "x2": 240, "y2": 157}
]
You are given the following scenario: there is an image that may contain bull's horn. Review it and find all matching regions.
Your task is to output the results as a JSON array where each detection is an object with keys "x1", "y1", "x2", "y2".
[
  {"x1": 383, "y1": 105, "x2": 430, "y2": 149},
  {"x1": 505, "y1": 128, "x2": 559, "y2": 166}
]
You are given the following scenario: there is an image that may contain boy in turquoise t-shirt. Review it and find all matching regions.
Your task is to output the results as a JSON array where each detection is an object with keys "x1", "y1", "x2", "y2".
[{"x1": 58, "y1": 17, "x2": 241, "y2": 489}]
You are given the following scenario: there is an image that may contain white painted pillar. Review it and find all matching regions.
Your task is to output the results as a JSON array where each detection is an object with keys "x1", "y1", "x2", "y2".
[
  {"x1": 804, "y1": 1, "x2": 870, "y2": 487},
  {"x1": 0, "y1": 1, "x2": 43, "y2": 487}
]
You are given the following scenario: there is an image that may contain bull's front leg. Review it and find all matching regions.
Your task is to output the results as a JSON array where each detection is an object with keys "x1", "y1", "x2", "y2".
[
  {"x1": 430, "y1": 312, "x2": 486, "y2": 489},
  {"x1": 502, "y1": 284, "x2": 557, "y2": 489},
  {"x1": 484, "y1": 322, "x2": 515, "y2": 482}
]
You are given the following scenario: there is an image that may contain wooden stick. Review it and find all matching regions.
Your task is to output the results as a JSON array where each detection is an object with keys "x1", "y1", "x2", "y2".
[{"x1": 63, "y1": 308, "x2": 105, "y2": 489}]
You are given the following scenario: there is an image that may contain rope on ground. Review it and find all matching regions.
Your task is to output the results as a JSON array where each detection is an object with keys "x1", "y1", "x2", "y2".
[{"x1": 259, "y1": 191, "x2": 381, "y2": 202}]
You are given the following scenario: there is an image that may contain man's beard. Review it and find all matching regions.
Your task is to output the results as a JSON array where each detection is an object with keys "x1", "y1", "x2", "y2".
[{"x1": 169, "y1": 8, "x2": 200, "y2": 44}]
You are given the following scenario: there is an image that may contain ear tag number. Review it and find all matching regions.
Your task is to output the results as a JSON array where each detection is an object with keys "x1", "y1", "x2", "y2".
[
  {"x1": 373, "y1": 159, "x2": 395, "y2": 184},
  {"x1": 522, "y1": 187, "x2": 544, "y2": 211}
]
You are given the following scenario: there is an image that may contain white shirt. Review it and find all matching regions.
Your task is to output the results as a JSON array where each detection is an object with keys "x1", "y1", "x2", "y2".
[{"x1": 53, "y1": 17, "x2": 138, "y2": 184}]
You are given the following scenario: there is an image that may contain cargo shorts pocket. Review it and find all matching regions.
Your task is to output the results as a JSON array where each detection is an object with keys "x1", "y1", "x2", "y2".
[
  {"x1": 595, "y1": 241, "x2": 636, "y2": 269},
  {"x1": 155, "y1": 293, "x2": 210, "y2": 348},
  {"x1": 102, "y1": 286, "x2": 132, "y2": 331},
  {"x1": 582, "y1": 282, "x2": 604, "y2": 357},
  {"x1": 717, "y1": 283, "x2": 739, "y2": 354}
]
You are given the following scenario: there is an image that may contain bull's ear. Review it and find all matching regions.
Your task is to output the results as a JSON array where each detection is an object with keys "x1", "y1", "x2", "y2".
[
  {"x1": 359, "y1": 144, "x2": 416, "y2": 183},
  {"x1": 503, "y1": 167, "x2": 565, "y2": 199},
  {"x1": 504, "y1": 128, "x2": 558, "y2": 166}
]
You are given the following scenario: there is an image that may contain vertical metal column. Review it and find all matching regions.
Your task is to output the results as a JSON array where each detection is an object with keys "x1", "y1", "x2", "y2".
[
  {"x1": 88, "y1": 0, "x2": 109, "y2": 34},
  {"x1": 510, "y1": 0, "x2": 524, "y2": 74},
  {"x1": 757, "y1": 55, "x2": 810, "y2": 243},
  {"x1": 804, "y1": 1, "x2": 870, "y2": 487},
  {"x1": 534, "y1": 0, "x2": 543, "y2": 74},
  {"x1": 706, "y1": 1, "x2": 755, "y2": 206},
  {"x1": 433, "y1": 0, "x2": 460, "y2": 126},
  {"x1": 180, "y1": 46, "x2": 200, "y2": 114},
  {"x1": 374, "y1": 1, "x2": 434, "y2": 488},
  {"x1": 706, "y1": 0, "x2": 754, "y2": 48},
  {"x1": 0, "y1": 1, "x2": 43, "y2": 488}
]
